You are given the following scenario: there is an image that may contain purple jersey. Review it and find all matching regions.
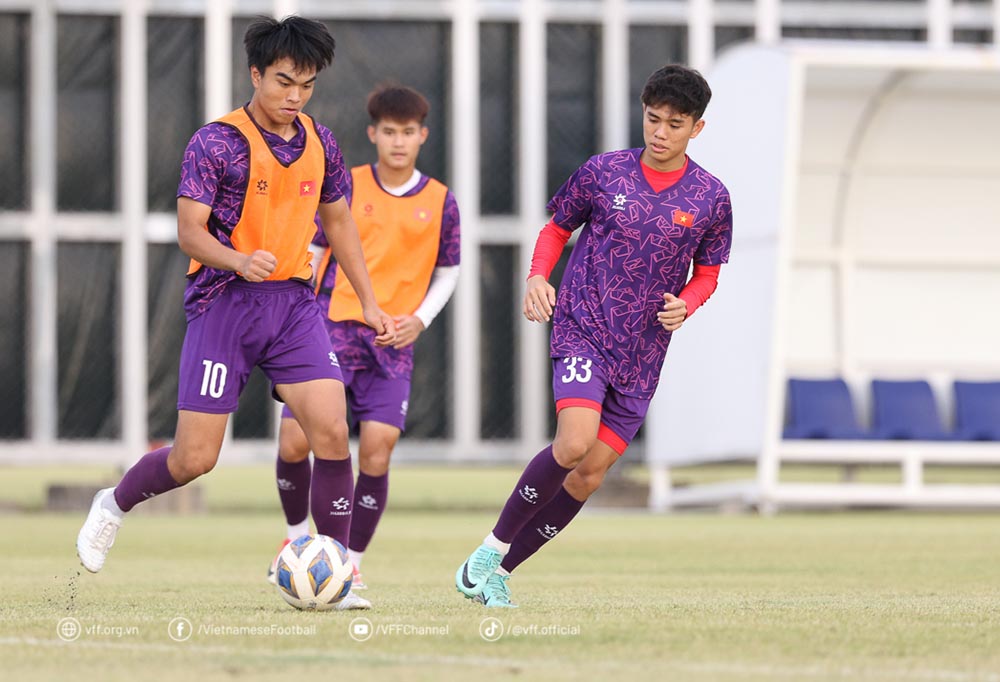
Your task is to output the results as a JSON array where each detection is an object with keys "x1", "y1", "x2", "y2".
[
  {"x1": 548, "y1": 149, "x2": 732, "y2": 399},
  {"x1": 177, "y1": 108, "x2": 350, "y2": 320},
  {"x1": 316, "y1": 166, "x2": 461, "y2": 379}
]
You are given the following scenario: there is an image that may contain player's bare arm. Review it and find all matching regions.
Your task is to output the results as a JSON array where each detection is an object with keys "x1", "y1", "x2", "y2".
[
  {"x1": 657, "y1": 292, "x2": 688, "y2": 331},
  {"x1": 524, "y1": 274, "x2": 557, "y2": 323},
  {"x1": 177, "y1": 196, "x2": 276, "y2": 281},
  {"x1": 318, "y1": 198, "x2": 397, "y2": 345}
]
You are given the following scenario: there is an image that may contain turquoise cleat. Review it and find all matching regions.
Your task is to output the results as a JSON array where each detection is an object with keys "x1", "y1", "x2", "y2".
[
  {"x1": 474, "y1": 573, "x2": 518, "y2": 608},
  {"x1": 455, "y1": 544, "x2": 504, "y2": 597}
]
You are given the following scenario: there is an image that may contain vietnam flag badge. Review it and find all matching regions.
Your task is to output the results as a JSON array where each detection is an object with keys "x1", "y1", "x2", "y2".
[
  {"x1": 672, "y1": 209, "x2": 695, "y2": 227},
  {"x1": 300, "y1": 180, "x2": 317, "y2": 197}
]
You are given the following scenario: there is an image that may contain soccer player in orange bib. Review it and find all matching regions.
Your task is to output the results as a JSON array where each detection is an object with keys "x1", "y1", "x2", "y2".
[
  {"x1": 77, "y1": 17, "x2": 395, "y2": 576},
  {"x1": 266, "y1": 85, "x2": 461, "y2": 609}
]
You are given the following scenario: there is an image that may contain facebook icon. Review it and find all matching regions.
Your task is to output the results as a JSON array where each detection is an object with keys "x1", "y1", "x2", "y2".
[{"x1": 168, "y1": 616, "x2": 193, "y2": 642}]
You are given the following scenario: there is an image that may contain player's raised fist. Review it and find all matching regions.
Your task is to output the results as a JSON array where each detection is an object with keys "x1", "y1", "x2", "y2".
[{"x1": 240, "y1": 250, "x2": 277, "y2": 282}]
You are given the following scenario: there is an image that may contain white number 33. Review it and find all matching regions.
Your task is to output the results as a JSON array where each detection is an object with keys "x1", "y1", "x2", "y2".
[{"x1": 560, "y1": 357, "x2": 593, "y2": 384}]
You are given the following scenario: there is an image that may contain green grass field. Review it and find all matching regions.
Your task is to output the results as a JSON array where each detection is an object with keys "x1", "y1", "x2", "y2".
[{"x1": 2, "y1": 465, "x2": 999, "y2": 681}]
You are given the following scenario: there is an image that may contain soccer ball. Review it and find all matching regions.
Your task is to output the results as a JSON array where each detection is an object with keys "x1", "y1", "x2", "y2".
[{"x1": 273, "y1": 534, "x2": 352, "y2": 611}]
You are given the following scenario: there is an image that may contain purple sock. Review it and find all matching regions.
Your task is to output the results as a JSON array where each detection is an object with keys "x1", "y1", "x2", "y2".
[
  {"x1": 492, "y1": 445, "x2": 573, "y2": 543},
  {"x1": 501, "y1": 487, "x2": 586, "y2": 572},
  {"x1": 311, "y1": 457, "x2": 354, "y2": 548},
  {"x1": 276, "y1": 457, "x2": 311, "y2": 526},
  {"x1": 349, "y1": 472, "x2": 389, "y2": 553},
  {"x1": 113, "y1": 447, "x2": 181, "y2": 512}
]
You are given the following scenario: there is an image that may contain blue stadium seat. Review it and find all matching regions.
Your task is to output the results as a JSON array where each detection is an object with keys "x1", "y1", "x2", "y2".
[
  {"x1": 870, "y1": 379, "x2": 953, "y2": 441},
  {"x1": 783, "y1": 378, "x2": 869, "y2": 439},
  {"x1": 953, "y1": 381, "x2": 1000, "y2": 441}
]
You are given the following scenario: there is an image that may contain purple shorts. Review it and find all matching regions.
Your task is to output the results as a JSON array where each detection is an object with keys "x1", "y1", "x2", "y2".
[
  {"x1": 178, "y1": 280, "x2": 342, "y2": 414},
  {"x1": 281, "y1": 365, "x2": 410, "y2": 432},
  {"x1": 551, "y1": 356, "x2": 650, "y2": 455}
]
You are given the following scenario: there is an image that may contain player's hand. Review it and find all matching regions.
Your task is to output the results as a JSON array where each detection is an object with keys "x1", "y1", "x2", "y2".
[
  {"x1": 364, "y1": 306, "x2": 397, "y2": 347},
  {"x1": 658, "y1": 293, "x2": 687, "y2": 331},
  {"x1": 238, "y1": 250, "x2": 277, "y2": 282},
  {"x1": 524, "y1": 275, "x2": 557, "y2": 322},
  {"x1": 391, "y1": 315, "x2": 425, "y2": 349}
]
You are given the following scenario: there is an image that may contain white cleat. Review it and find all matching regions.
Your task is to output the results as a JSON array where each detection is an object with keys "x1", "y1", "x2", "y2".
[
  {"x1": 76, "y1": 488, "x2": 123, "y2": 573},
  {"x1": 334, "y1": 590, "x2": 372, "y2": 611}
]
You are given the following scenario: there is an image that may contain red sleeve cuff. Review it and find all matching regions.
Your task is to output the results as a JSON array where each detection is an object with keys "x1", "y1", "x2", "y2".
[
  {"x1": 678, "y1": 264, "x2": 721, "y2": 318},
  {"x1": 528, "y1": 220, "x2": 572, "y2": 280}
]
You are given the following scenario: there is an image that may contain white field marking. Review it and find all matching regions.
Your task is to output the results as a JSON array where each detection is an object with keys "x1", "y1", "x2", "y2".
[{"x1": 2, "y1": 637, "x2": 998, "y2": 681}]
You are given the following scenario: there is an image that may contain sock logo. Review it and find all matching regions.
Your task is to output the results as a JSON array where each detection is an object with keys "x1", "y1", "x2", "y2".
[
  {"x1": 519, "y1": 485, "x2": 539, "y2": 504},
  {"x1": 358, "y1": 494, "x2": 378, "y2": 510},
  {"x1": 330, "y1": 497, "x2": 351, "y2": 515},
  {"x1": 276, "y1": 478, "x2": 295, "y2": 492},
  {"x1": 539, "y1": 524, "x2": 560, "y2": 539}
]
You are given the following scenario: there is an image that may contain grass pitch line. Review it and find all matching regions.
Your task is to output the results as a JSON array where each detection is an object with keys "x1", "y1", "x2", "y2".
[{"x1": 3, "y1": 636, "x2": 998, "y2": 681}]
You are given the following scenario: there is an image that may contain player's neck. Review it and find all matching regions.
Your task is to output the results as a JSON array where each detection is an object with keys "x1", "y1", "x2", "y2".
[
  {"x1": 639, "y1": 148, "x2": 687, "y2": 173},
  {"x1": 375, "y1": 162, "x2": 418, "y2": 191}
]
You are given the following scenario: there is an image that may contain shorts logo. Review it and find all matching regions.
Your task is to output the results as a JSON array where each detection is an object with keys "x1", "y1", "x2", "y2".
[
  {"x1": 519, "y1": 485, "x2": 539, "y2": 504},
  {"x1": 358, "y1": 495, "x2": 378, "y2": 510},
  {"x1": 400, "y1": 400, "x2": 408, "y2": 416},
  {"x1": 255, "y1": 179, "x2": 268, "y2": 195},
  {"x1": 539, "y1": 524, "x2": 559, "y2": 539},
  {"x1": 277, "y1": 478, "x2": 295, "y2": 492},
  {"x1": 612, "y1": 193, "x2": 628, "y2": 211},
  {"x1": 300, "y1": 180, "x2": 317, "y2": 196},
  {"x1": 328, "y1": 351, "x2": 339, "y2": 367},
  {"x1": 330, "y1": 497, "x2": 351, "y2": 515}
]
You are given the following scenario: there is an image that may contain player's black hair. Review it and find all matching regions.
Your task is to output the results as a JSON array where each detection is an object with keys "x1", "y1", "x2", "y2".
[
  {"x1": 366, "y1": 84, "x2": 430, "y2": 125},
  {"x1": 641, "y1": 64, "x2": 712, "y2": 120},
  {"x1": 244, "y1": 16, "x2": 335, "y2": 75}
]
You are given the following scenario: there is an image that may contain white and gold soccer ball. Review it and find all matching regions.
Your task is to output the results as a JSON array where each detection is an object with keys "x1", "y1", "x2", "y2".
[{"x1": 273, "y1": 534, "x2": 352, "y2": 611}]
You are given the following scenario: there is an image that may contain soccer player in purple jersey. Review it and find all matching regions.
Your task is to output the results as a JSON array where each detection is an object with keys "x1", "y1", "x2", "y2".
[
  {"x1": 456, "y1": 65, "x2": 733, "y2": 607},
  {"x1": 77, "y1": 16, "x2": 395, "y2": 575},
  {"x1": 265, "y1": 85, "x2": 461, "y2": 609}
]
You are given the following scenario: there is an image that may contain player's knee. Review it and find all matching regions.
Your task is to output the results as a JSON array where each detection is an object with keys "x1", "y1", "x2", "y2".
[
  {"x1": 552, "y1": 432, "x2": 595, "y2": 467},
  {"x1": 564, "y1": 467, "x2": 606, "y2": 499},
  {"x1": 309, "y1": 419, "x2": 350, "y2": 456},
  {"x1": 169, "y1": 451, "x2": 217, "y2": 484},
  {"x1": 277, "y1": 431, "x2": 310, "y2": 463},
  {"x1": 360, "y1": 449, "x2": 391, "y2": 477}
]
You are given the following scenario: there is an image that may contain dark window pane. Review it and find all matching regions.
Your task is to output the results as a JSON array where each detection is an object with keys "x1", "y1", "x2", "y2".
[
  {"x1": 955, "y1": 29, "x2": 992, "y2": 45},
  {"x1": 480, "y1": 22, "x2": 518, "y2": 215},
  {"x1": 233, "y1": 368, "x2": 271, "y2": 440},
  {"x1": 146, "y1": 244, "x2": 187, "y2": 441},
  {"x1": 0, "y1": 241, "x2": 28, "y2": 438},
  {"x1": 148, "y1": 17, "x2": 204, "y2": 212},
  {"x1": 629, "y1": 25, "x2": 687, "y2": 150},
  {"x1": 480, "y1": 245, "x2": 519, "y2": 440},
  {"x1": 547, "y1": 23, "x2": 600, "y2": 200},
  {"x1": 57, "y1": 15, "x2": 118, "y2": 211},
  {"x1": 715, "y1": 26, "x2": 754, "y2": 54},
  {"x1": 0, "y1": 14, "x2": 29, "y2": 210},
  {"x1": 232, "y1": 18, "x2": 451, "y2": 184},
  {"x1": 57, "y1": 242, "x2": 120, "y2": 438},
  {"x1": 783, "y1": 26, "x2": 926, "y2": 41},
  {"x1": 409, "y1": 304, "x2": 453, "y2": 439}
]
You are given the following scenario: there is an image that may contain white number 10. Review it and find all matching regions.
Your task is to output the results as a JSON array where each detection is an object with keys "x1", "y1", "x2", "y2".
[{"x1": 199, "y1": 360, "x2": 228, "y2": 398}]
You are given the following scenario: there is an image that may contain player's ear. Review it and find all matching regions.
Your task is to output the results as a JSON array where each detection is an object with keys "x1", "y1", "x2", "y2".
[
  {"x1": 250, "y1": 66, "x2": 262, "y2": 89},
  {"x1": 366, "y1": 125, "x2": 377, "y2": 144},
  {"x1": 418, "y1": 126, "x2": 429, "y2": 145},
  {"x1": 690, "y1": 118, "x2": 706, "y2": 138}
]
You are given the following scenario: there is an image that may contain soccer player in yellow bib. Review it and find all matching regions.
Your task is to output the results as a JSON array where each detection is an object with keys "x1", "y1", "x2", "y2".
[{"x1": 268, "y1": 85, "x2": 461, "y2": 610}]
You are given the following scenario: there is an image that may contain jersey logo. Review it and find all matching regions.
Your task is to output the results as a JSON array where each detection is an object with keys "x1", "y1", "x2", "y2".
[
  {"x1": 673, "y1": 209, "x2": 695, "y2": 226},
  {"x1": 612, "y1": 193, "x2": 628, "y2": 211},
  {"x1": 255, "y1": 179, "x2": 268, "y2": 196},
  {"x1": 300, "y1": 180, "x2": 316, "y2": 196},
  {"x1": 414, "y1": 208, "x2": 431, "y2": 221}
]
